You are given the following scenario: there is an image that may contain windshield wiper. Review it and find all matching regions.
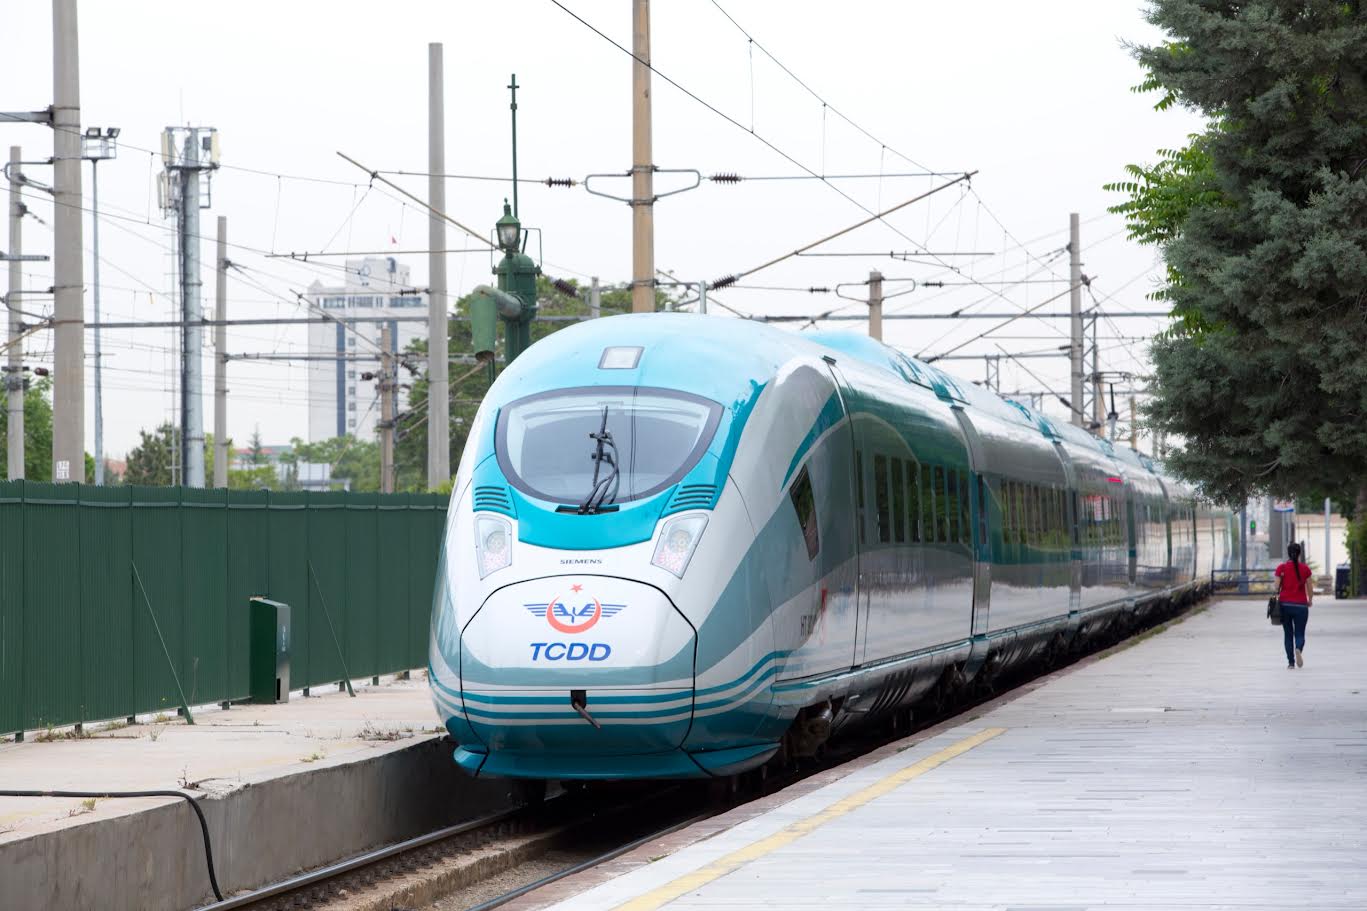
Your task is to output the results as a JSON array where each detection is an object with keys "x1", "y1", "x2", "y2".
[{"x1": 578, "y1": 406, "x2": 620, "y2": 514}]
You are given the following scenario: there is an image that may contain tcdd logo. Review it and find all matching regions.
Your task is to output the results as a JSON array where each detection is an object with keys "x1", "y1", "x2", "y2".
[
  {"x1": 524, "y1": 597, "x2": 625, "y2": 634},
  {"x1": 529, "y1": 642, "x2": 612, "y2": 661}
]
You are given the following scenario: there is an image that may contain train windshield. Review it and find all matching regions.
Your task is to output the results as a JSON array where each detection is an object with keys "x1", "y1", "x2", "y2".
[{"x1": 495, "y1": 386, "x2": 723, "y2": 505}]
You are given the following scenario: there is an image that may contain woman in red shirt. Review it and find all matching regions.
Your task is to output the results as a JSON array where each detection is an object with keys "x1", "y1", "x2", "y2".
[{"x1": 1275, "y1": 542, "x2": 1313, "y2": 668}]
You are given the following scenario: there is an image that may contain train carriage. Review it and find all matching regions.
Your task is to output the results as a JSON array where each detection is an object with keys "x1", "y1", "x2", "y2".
[{"x1": 429, "y1": 314, "x2": 1232, "y2": 781}]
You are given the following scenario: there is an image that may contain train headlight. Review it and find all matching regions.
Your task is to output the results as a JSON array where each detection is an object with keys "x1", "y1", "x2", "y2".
[
  {"x1": 475, "y1": 515, "x2": 513, "y2": 578},
  {"x1": 651, "y1": 514, "x2": 708, "y2": 578}
]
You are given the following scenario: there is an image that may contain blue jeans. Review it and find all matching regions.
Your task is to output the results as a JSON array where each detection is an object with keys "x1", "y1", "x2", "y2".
[{"x1": 1280, "y1": 602, "x2": 1309, "y2": 665}]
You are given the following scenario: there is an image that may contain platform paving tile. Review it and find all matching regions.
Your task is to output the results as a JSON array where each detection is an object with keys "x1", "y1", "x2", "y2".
[{"x1": 541, "y1": 600, "x2": 1367, "y2": 910}]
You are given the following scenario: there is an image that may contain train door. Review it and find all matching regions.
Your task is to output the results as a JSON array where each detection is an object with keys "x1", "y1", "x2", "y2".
[
  {"x1": 821, "y1": 357, "x2": 863, "y2": 669},
  {"x1": 950, "y1": 408, "x2": 989, "y2": 639},
  {"x1": 972, "y1": 474, "x2": 991, "y2": 637},
  {"x1": 1126, "y1": 490, "x2": 1138, "y2": 588}
]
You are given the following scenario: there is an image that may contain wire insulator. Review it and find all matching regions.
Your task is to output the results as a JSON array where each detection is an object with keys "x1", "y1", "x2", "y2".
[
  {"x1": 551, "y1": 278, "x2": 580, "y2": 298},
  {"x1": 544, "y1": 177, "x2": 577, "y2": 188},
  {"x1": 710, "y1": 275, "x2": 739, "y2": 290},
  {"x1": 709, "y1": 172, "x2": 741, "y2": 183},
  {"x1": 808, "y1": 287, "x2": 831, "y2": 294}
]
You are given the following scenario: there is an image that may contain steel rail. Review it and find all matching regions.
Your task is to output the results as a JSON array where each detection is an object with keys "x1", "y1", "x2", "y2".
[
  {"x1": 193, "y1": 805, "x2": 524, "y2": 910},
  {"x1": 461, "y1": 810, "x2": 715, "y2": 911}
]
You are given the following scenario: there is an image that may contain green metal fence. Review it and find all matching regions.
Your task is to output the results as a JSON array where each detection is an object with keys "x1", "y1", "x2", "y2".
[{"x1": 0, "y1": 481, "x2": 447, "y2": 737}]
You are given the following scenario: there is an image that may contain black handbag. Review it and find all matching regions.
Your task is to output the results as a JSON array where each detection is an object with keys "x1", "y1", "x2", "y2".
[{"x1": 1267, "y1": 596, "x2": 1282, "y2": 625}]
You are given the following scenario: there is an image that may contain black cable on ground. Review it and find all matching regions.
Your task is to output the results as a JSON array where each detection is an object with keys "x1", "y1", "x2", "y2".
[{"x1": 0, "y1": 789, "x2": 223, "y2": 901}]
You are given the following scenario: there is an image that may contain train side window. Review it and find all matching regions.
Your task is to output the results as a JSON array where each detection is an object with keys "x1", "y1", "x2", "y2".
[
  {"x1": 958, "y1": 471, "x2": 971, "y2": 545},
  {"x1": 1033, "y1": 485, "x2": 1044, "y2": 545},
  {"x1": 892, "y1": 459, "x2": 907, "y2": 544},
  {"x1": 1005, "y1": 480, "x2": 1016, "y2": 544},
  {"x1": 945, "y1": 470, "x2": 959, "y2": 544},
  {"x1": 922, "y1": 464, "x2": 937, "y2": 543},
  {"x1": 908, "y1": 461, "x2": 922, "y2": 543},
  {"x1": 855, "y1": 449, "x2": 865, "y2": 545},
  {"x1": 789, "y1": 465, "x2": 820, "y2": 560},
  {"x1": 934, "y1": 466, "x2": 949, "y2": 542},
  {"x1": 874, "y1": 454, "x2": 890, "y2": 544}
]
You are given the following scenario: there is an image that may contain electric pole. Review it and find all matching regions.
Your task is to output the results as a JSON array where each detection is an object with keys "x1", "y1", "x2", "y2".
[
  {"x1": 6, "y1": 147, "x2": 23, "y2": 480},
  {"x1": 868, "y1": 270, "x2": 883, "y2": 341},
  {"x1": 52, "y1": 0, "x2": 84, "y2": 483},
  {"x1": 162, "y1": 126, "x2": 218, "y2": 488},
  {"x1": 589, "y1": 276, "x2": 601, "y2": 318},
  {"x1": 1091, "y1": 315, "x2": 1103, "y2": 435},
  {"x1": 1068, "y1": 212, "x2": 1083, "y2": 429},
  {"x1": 1129, "y1": 394, "x2": 1137, "y2": 449},
  {"x1": 379, "y1": 324, "x2": 394, "y2": 494},
  {"x1": 82, "y1": 126, "x2": 117, "y2": 484},
  {"x1": 427, "y1": 42, "x2": 450, "y2": 488},
  {"x1": 630, "y1": 0, "x2": 655, "y2": 313},
  {"x1": 213, "y1": 215, "x2": 228, "y2": 488}
]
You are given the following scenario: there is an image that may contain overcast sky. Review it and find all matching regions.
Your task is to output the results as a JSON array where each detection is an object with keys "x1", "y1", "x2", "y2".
[{"x1": 0, "y1": 1, "x2": 1204, "y2": 460}]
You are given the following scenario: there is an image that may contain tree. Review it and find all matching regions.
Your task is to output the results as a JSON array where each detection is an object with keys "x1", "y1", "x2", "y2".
[
  {"x1": 124, "y1": 424, "x2": 176, "y2": 486},
  {"x1": 247, "y1": 426, "x2": 267, "y2": 466},
  {"x1": 123, "y1": 424, "x2": 217, "y2": 486},
  {"x1": 0, "y1": 376, "x2": 55, "y2": 482},
  {"x1": 1108, "y1": 1, "x2": 1367, "y2": 509},
  {"x1": 289, "y1": 435, "x2": 381, "y2": 491}
]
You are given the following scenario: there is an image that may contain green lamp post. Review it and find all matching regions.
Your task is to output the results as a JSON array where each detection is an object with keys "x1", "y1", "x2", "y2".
[
  {"x1": 468, "y1": 75, "x2": 541, "y2": 373},
  {"x1": 495, "y1": 200, "x2": 538, "y2": 362}
]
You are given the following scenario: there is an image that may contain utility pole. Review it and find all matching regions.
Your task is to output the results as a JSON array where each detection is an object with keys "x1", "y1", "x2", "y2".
[
  {"x1": 697, "y1": 282, "x2": 708, "y2": 315},
  {"x1": 6, "y1": 148, "x2": 23, "y2": 480},
  {"x1": 52, "y1": 0, "x2": 84, "y2": 483},
  {"x1": 213, "y1": 215, "x2": 228, "y2": 488},
  {"x1": 163, "y1": 127, "x2": 218, "y2": 488},
  {"x1": 1129, "y1": 394, "x2": 1137, "y2": 449},
  {"x1": 1324, "y1": 497, "x2": 1332, "y2": 580},
  {"x1": 379, "y1": 324, "x2": 394, "y2": 494},
  {"x1": 82, "y1": 126, "x2": 117, "y2": 484},
  {"x1": 589, "y1": 276, "x2": 601, "y2": 318},
  {"x1": 1091, "y1": 316, "x2": 1103, "y2": 435},
  {"x1": 867, "y1": 270, "x2": 883, "y2": 341},
  {"x1": 630, "y1": 0, "x2": 655, "y2": 313},
  {"x1": 427, "y1": 42, "x2": 450, "y2": 489},
  {"x1": 1068, "y1": 212, "x2": 1083, "y2": 429}
]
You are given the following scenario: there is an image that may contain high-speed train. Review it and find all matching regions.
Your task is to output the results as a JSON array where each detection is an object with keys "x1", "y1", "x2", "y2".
[{"x1": 429, "y1": 314, "x2": 1235, "y2": 781}]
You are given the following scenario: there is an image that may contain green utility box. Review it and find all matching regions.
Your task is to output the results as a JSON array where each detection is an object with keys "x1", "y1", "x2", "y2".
[{"x1": 249, "y1": 597, "x2": 291, "y2": 704}]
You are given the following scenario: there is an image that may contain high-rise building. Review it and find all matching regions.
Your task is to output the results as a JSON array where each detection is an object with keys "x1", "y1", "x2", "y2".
[{"x1": 305, "y1": 257, "x2": 426, "y2": 442}]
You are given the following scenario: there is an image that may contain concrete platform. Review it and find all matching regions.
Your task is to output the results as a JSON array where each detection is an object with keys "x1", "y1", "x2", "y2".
[
  {"x1": 0, "y1": 673, "x2": 512, "y2": 911},
  {"x1": 522, "y1": 599, "x2": 1367, "y2": 910}
]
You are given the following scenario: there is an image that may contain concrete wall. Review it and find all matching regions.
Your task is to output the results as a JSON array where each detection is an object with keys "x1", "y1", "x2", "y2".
[{"x1": 0, "y1": 737, "x2": 514, "y2": 911}]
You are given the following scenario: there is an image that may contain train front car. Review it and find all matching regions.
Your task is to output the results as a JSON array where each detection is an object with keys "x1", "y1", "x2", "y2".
[{"x1": 429, "y1": 314, "x2": 837, "y2": 781}]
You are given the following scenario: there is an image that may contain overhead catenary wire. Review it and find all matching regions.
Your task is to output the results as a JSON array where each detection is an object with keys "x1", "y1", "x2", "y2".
[
  {"x1": 709, "y1": 171, "x2": 975, "y2": 289},
  {"x1": 546, "y1": 0, "x2": 979, "y2": 278}
]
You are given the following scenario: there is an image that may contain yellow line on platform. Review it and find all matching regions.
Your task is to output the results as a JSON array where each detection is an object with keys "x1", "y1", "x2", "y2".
[{"x1": 614, "y1": 726, "x2": 1007, "y2": 911}]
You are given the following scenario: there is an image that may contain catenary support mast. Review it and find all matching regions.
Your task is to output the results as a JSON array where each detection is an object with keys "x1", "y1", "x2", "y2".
[
  {"x1": 52, "y1": 0, "x2": 84, "y2": 482},
  {"x1": 1068, "y1": 212, "x2": 1083, "y2": 428},
  {"x1": 427, "y1": 42, "x2": 450, "y2": 487},
  {"x1": 631, "y1": 0, "x2": 654, "y2": 313},
  {"x1": 6, "y1": 148, "x2": 24, "y2": 479},
  {"x1": 214, "y1": 216, "x2": 228, "y2": 488}
]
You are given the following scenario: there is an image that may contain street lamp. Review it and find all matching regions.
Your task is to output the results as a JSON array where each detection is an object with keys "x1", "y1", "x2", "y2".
[
  {"x1": 81, "y1": 126, "x2": 118, "y2": 485},
  {"x1": 496, "y1": 203, "x2": 521, "y2": 252}
]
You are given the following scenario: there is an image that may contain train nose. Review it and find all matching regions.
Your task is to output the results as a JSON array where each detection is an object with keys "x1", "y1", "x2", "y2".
[{"x1": 456, "y1": 576, "x2": 696, "y2": 771}]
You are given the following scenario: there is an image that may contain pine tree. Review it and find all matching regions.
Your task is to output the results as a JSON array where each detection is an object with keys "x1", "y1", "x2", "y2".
[{"x1": 1110, "y1": 1, "x2": 1367, "y2": 509}]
